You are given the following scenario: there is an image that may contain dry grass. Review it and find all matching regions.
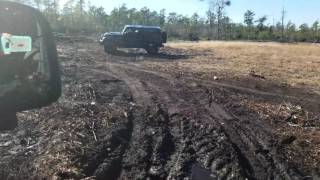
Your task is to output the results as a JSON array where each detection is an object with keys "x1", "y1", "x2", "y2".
[{"x1": 163, "y1": 41, "x2": 320, "y2": 92}]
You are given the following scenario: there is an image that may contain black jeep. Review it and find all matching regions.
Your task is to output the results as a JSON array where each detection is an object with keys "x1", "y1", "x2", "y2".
[{"x1": 100, "y1": 25, "x2": 167, "y2": 54}]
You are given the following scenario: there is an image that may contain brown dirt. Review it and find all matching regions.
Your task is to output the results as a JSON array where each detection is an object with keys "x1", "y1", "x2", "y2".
[{"x1": 0, "y1": 39, "x2": 319, "y2": 180}]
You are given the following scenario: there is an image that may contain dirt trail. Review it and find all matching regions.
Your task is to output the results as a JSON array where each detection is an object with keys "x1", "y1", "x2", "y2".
[
  {"x1": 1, "y1": 40, "x2": 319, "y2": 179},
  {"x1": 92, "y1": 55, "x2": 305, "y2": 179}
]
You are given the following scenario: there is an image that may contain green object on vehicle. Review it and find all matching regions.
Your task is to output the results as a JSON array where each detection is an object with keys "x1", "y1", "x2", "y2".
[{"x1": 0, "y1": 35, "x2": 32, "y2": 55}]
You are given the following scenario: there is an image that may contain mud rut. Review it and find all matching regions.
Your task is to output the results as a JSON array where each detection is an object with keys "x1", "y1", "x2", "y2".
[{"x1": 79, "y1": 48, "x2": 306, "y2": 180}]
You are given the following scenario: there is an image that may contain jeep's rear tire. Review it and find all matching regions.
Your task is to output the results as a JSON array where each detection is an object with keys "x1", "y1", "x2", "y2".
[
  {"x1": 146, "y1": 45, "x2": 159, "y2": 55},
  {"x1": 0, "y1": 111, "x2": 18, "y2": 131}
]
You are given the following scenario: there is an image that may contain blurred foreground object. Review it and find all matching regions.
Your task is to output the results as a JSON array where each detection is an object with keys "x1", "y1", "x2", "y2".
[{"x1": 0, "y1": 1, "x2": 61, "y2": 130}]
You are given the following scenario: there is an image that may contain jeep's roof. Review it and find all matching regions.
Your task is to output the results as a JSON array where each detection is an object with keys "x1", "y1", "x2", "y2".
[{"x1": 124, "y1": 25, "x2": 161, "y2": 29}]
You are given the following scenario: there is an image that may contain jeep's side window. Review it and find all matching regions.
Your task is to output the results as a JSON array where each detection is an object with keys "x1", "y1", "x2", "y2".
[{"x1": 125, "y1": 27, "x2": 135, "y2": 33}]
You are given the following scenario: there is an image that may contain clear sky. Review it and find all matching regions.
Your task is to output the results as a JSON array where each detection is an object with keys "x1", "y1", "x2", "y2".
[{"x1": 60, "y1": 0, "x2": 320, "y2": 26}]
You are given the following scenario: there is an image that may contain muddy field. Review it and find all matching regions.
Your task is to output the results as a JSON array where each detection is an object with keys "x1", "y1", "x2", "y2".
[{"x1": 1, "y1": 38, "x2": 320, "y2": 180}]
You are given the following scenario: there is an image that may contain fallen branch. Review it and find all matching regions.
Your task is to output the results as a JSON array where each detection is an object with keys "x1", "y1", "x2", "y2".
[{"x1": 91, "y1": 122, "x2": 97, "y2": 142}]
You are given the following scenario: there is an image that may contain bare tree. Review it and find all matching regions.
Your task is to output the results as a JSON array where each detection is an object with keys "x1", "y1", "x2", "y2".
[
  {"x1": 209, "y1": 0, "x2": 231, "y2": 39},
  {"x1": 281, "y1": 6, "x2": 286, "y2": 41}
]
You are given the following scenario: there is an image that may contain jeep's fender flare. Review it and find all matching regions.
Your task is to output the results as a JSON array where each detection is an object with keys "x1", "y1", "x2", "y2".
[{"x1": 103, "y1": 37, "x2": 119, "y2": 47}]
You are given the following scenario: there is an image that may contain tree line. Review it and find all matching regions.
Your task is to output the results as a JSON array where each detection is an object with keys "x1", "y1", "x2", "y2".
[{"x1": 4, "y1": 0, "x2": 320, "y2": 42}]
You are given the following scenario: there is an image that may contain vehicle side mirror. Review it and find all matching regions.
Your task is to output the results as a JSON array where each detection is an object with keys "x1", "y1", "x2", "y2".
[{"x1": 0, "y1": 2, "x2": 61, "y2": 130}]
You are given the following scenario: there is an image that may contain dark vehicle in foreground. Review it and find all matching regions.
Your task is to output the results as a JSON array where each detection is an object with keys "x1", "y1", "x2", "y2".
[
  {"x1": 0, "y1": 2, "x2": 61, "y2": 130},
  {"x1": 100, "y1": 25, "x2": 167, "y2": 54}
]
